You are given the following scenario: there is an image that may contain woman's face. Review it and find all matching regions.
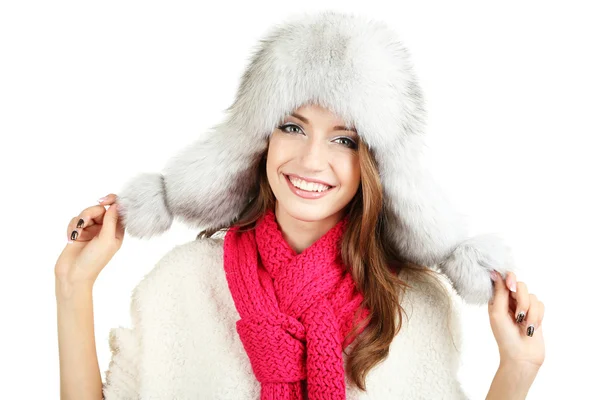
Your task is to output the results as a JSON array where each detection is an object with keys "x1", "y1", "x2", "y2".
[{"x1": 266, "y1": 103, "x2": 361, "y2": 224}]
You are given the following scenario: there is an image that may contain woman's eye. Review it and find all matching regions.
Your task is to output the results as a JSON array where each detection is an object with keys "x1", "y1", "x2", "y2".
[
  {"x1": 334, "y1": 137, "x2": 357, "y2": 149},
  {"x1": 278, "y1": 124, "x2": 303, "y2": 134},
  {"x1": 278, "y1": 124, "x2": 357, "y2": 149}
]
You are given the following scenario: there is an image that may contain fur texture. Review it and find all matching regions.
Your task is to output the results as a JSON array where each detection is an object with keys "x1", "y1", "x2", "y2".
[
  {"x1": 102, "y1": 237, "x2": 471, "y2": 399},
  {"x1": 116, "y1": 10, "x2": 515, "y2": 304}
]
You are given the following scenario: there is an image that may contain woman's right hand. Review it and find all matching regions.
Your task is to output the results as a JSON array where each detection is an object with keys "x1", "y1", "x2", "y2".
[{"x1": 55, "y1": 193, "x2": 125, "y2": 296}]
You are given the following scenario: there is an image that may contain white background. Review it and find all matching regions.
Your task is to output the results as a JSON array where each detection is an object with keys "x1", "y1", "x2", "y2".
[{"x1": 1, "y1": 0, "x2": 598, "y2": 398}]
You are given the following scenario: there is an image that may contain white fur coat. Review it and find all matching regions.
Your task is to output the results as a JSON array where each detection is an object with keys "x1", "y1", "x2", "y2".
[{"x1": 101, "y1": 236, "x2": 471, "y2": 399}]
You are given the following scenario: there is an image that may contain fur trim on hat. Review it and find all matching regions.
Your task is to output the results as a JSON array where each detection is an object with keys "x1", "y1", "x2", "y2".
[{"x1": 116, "y1": 10, "x2": 515, "y2": 305}]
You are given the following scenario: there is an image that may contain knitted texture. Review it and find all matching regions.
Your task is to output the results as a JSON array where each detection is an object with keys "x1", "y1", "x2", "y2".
[{"x1": 223, "y1": 208, "x2": 370, "y2": 399}]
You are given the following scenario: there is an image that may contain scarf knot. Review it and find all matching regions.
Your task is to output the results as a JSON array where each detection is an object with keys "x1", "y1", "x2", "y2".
[
  {"x1": 236, "y1": 312, "x2": 307, "y2": 383},
  {"x1": 223, "y1": 209, "x2": 370, "y2": 399}
]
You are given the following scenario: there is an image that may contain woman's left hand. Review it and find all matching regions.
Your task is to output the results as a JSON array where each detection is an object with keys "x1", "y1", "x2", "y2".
[{"x1": 488, "y1": 270, "x2": 545, "y2": 370}]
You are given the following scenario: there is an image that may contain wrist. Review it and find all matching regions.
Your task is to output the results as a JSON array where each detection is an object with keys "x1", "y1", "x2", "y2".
[
  {"x1": 486, "y1": 361, "x2": 540, "y2": 400},
  {"x1": 498, "y1": 360, "x2": 540, "y2": 386},
  {"x1": 55, "y1": 279, "x2": 94, "y2": 303}
]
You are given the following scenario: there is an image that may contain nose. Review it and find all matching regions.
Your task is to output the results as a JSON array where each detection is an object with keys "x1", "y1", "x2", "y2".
[{"x1": 298, "y1": 135, "x2": 329, "y2": 172}]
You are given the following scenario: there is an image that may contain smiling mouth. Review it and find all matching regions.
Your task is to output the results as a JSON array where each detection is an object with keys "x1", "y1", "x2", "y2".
[{"x1": 284, "y1": 174, "x2": 335, "y2": 192}]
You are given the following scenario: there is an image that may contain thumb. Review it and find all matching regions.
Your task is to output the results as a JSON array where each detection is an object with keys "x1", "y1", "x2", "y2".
[
  {"x1": 488, "y1": 270, "x2": 509, "y2": 311},
  {"x1": 99, "y1": 203, "x2": 120, "y2": 242}
]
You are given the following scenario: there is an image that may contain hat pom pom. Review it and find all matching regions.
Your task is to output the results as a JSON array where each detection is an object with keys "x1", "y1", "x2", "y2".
[
  {"x1": 438, "y1": 233, "x2": 518, "y2": 304},
  {"x1": 116, "y1": 173, "x2": 173, "y2": 239}
]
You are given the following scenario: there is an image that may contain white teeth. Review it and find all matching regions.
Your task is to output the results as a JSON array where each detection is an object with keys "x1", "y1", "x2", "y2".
[{"x1": 288, "y1": 176, "x2": 331, "y2": 192}]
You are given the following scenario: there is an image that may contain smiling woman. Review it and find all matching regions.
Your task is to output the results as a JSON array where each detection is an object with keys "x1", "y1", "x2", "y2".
[
  {"x1": 56, "y1": 10, "x2": 544, "y2": 400},
  {"x1": 195, "y1": 99, "x2": 458, "y2": 391},
  {"x1": 267, "y1": 103, "x2": 362, "y2": 230}
]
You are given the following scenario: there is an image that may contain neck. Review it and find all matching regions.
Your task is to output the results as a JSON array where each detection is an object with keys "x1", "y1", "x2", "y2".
[{"x1": 273, "y1": 202, "x2": 346, "y2": 254}]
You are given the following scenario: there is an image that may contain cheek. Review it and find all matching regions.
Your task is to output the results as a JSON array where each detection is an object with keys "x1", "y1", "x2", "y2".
[
  {"x1": 335, "y1": 156, "x2": 361, "y2": 189},
  {"x1": 266, "y1": 136, "x2": 288, "y2": 178},
  {"x1": 267, "y1": 135, "x2": 294, "y2": 168}
]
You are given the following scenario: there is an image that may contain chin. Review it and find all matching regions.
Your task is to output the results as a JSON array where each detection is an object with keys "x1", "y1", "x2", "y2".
[
  {"x1": 282, "y1": 203, "x2": 331, "y2": 222},
  {"x1": 278, "y1": 194, "x2": 349, "y2": 224}
]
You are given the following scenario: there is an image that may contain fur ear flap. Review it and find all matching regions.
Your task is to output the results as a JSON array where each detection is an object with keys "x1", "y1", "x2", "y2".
[
  {"x1": 376, "y1": 130, "x2": 517, "y2": 304},
  {"x1": 116, "y1": 120, "x2": 267, "y2": 239},
  {"x1": 116, "y1": 173, "x2": 173, "y2": 239},
  {"x1": 438, "y1": 234, "x2": 518, "y2": 304}
]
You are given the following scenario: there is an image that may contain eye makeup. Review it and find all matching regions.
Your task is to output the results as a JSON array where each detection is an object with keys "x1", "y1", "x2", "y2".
[{"x1": 277, "y1": 123, "x2": 358, "y2": 150}]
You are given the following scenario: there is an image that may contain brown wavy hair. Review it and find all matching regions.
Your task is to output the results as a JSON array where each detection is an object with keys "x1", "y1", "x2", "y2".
[{"x1": 197, "y1": 136, "x2": 457, "y2": 391}]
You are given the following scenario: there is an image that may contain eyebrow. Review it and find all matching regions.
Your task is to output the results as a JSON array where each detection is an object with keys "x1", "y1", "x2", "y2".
[{"x1": 291, "y1": 112, "x2": 357, "y2": 133}]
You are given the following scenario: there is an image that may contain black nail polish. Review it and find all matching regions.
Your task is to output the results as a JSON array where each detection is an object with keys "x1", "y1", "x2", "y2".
[
  {"x1": 527, "y1": 325, "x2": 535, "y2": 337},
  {"x1": 76, "y1": 218, "x2": 84, "y2": 228},
  {"x1": 71, "y1": 230, "x2": 78, "y2": 241},
  {"x1": 516, "y1": 311, "x2": 525, "y2": 323}
]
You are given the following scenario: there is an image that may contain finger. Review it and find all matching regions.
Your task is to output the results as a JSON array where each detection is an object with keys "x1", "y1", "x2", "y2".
[
  {"x1": 523, "y1": 294, "x2": 539, "y2": 337},
  {"x1": 508, "y1": 293, "x2": 518, "y2": 314},
  {"x1": 82, "y1": 194, "x2": 117, "y2": 229},
  {"x1": 67, "y1": 204, "x2": 109, "y2": 232},
  {"x1": 514, "y1": 280, "x2": 531, "y2": 325},
  {"x1": 537, "y1": 300, "x2": 545, "y2": 329},
  {"x1": 98, "y1": 193, "x2": 118, "y2": 205},
  {"x1": 67, "y1": 215, "x2": 96, "y2": 243},
  {"x1": 99, "y1": 203, "x2": 122, "y2": 242},
  {"x1": 61, "y1": 224, "x2": 87, "y2": 261},
  {"x1": 506, "y1": 271, "x2": 518, "y2": 302},
  {"x1": 115, "y1": 204, "x2": 125, "y2": 242},
  {"x1": 66, "y1": 205, "x2": 109, "y2": 242},
  {"x1": 488, "y1": 269, "x2": 509, "y2": 312},
  {"x1": 67, "y1": 219, "x2": 102, "y2": 243},
  {"x1": 505, "y1": 271, "x2": 517, "y2": 293},
  {"x1": 67, "y1": 216, "x2": 83, "y2": 242}
]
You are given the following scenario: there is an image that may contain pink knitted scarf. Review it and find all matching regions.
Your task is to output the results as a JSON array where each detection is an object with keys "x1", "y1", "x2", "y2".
[{"x1": 223, "y1": 208, "x2": 370, "y2": 399}]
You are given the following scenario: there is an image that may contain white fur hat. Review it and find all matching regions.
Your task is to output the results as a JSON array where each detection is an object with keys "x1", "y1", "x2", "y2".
[{"x1": 115, "y1": 10, "x2": 515, "y2": 305}]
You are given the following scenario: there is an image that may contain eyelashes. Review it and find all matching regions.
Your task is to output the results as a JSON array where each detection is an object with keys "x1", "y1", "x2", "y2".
[
  {"x1": 277, "y1": 123, "x2": 358, "y2": 150},
  {"x1": 278, "y1": 123, "x2": 303, "y2": 135}
]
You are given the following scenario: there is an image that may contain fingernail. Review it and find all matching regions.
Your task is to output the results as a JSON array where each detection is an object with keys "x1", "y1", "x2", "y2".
[
  {"x1": 490, "y1": 271, "x2": 499, "y2": 281},
  {"x1": 516, "y1": 311, "x2": 525, "y2": 323},
  {"x1": 509, "y1": 280, "x2": 517, "y2": 293},
  {"x1": 70, "y1": 230, "x2": 79, "y2": 241},
  {"x1": 76, "y1": 218, "x2": 84, "y2": 228},
  {"x1": 98, "y1": 196, "x2": 108, "y2": 203},
  {"x1": 527, "y1": 324, "x2": 535, "y2": 337}
]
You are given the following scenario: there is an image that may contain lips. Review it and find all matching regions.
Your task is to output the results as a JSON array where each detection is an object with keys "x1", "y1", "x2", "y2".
[
  {"x1": 284, "y1": 174, "x2": 335, "y2": 199},
  {"x1": 284, "y1": 173, "x2": 334, "y2": 188}
]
